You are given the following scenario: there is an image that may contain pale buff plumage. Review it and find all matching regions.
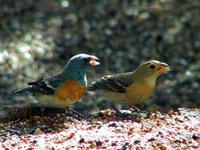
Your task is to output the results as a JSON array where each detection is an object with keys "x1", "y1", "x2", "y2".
[{"x1": 88, "y1": 60, "x2": 170, "y2": 105}]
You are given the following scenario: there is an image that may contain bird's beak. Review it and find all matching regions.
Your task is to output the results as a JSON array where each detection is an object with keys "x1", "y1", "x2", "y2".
[
  {"x1": 158, "y1": 63, "x2": 170, "y2": 73},
  {"x1": 89, "y1": 56, "x2": 100, "y2": 66}
]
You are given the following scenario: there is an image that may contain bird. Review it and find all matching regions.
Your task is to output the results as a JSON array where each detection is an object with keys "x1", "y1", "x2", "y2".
[
  {"x1": 13, "y1": 54, "x2": 100, "y2": 117},
  {"x1": 88, "y1": 60, "x2": 170, "y2": 113}
]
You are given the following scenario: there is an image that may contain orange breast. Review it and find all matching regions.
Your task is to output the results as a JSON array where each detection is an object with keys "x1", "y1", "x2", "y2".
[{"x1": 53, "y1": 80, "x2": 86, "y2": 103}]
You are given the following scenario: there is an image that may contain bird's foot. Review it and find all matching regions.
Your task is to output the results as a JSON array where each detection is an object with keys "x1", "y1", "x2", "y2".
[
  {"x1": 129, "y1": 105, "x2": 148, "y2": 114},
  {"x1": 129, "y1": 105, "x2": 140, "y2": 112},
  {"x1": 66, "y1": 107, "x2": 91, "y2": 121},
  {"x1": 111, "y1": 105, "x2": 131, "y2": 118}
]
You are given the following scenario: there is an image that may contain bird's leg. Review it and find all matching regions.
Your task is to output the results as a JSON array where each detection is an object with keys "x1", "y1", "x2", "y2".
[
  {"x1": 129, "y1": 105, "x2": 140, "y2": 112},
  {"x1": 129, "y1": 105, "x2": 148, "y2": 114},
  {"x1": 111, "y1": 105, "x2": 122, "y2": 115},
  {"x1": 40, "y1": 107, "x2": 45, "y2": 116},
  {"x1": 66, "y1": 107, "x2": 91, "y2": 121},
  {"x1": 110, "y1": 105, "x2": 131, "y2": 117}
]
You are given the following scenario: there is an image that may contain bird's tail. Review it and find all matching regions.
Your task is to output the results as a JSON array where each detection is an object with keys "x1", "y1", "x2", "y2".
[{"x1": 12, "y1": 87, "x2": 33, "y2": 95}]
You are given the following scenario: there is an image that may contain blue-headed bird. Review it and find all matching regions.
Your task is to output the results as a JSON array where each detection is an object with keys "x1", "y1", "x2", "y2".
[{"x1": 14, "y1": 54, "x2": 100, "y2": 117}]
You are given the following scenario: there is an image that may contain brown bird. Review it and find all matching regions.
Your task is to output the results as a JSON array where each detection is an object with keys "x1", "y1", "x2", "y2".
[{"x1": 88, "y1": 60, "x2": 170, "y2": 113}]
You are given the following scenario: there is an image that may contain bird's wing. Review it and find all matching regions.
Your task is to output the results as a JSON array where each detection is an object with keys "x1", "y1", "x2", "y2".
[
  {"x1": 13, "y1": 74, "x2": 64, "y2": 95},
  {"x1": 27, "y1": 75, "x2": 64, "y2": 95},
  {"x1": 88, "y1": 72, "x2": 134, "y2": 93}
]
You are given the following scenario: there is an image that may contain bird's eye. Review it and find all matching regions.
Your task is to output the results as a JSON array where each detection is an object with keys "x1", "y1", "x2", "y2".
[{"x1": 150, "y1": 64, "x2": 156, "y2": 69}]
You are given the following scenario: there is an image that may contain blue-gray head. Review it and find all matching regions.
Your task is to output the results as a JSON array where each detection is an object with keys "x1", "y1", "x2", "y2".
[{"x1": 64, "y1": 53, "x2": 100, "y2": 75}]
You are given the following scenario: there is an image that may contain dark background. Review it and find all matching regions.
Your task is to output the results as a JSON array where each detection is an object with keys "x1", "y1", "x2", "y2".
[{"x1": 0, "y1": 0, "x2": 199, "y2": 113}]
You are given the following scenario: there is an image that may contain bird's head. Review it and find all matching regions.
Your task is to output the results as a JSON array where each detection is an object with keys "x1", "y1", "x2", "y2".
[
  {"x1": 135, "y1": 60, "x2": 170, "y2": 79},
  {"x1": 65, "y1": 54, "x2": 100, "y2": 74}
]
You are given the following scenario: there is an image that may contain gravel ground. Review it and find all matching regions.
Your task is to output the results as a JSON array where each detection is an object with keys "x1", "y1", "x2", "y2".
[{"x1": 0, "y1": 108, "x2": 199, "y2": 149}]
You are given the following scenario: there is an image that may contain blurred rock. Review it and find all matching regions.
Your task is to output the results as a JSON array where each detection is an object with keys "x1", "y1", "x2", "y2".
[{"x1": 0, "y1": 0, "x2": 199, "y2": 112}]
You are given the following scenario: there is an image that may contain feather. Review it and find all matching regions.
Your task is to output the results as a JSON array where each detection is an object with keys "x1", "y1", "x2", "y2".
[{"x1": 88, "y1": 72, "x2": 134, "y2": 93}]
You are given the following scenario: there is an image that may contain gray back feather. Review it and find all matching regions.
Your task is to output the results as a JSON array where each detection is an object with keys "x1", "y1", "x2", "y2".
[{"x1": 88, "y1": 72, "x2": 134, "y2": 93}]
